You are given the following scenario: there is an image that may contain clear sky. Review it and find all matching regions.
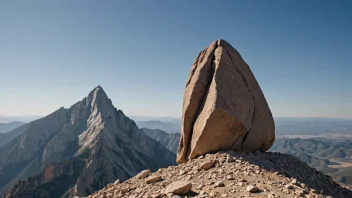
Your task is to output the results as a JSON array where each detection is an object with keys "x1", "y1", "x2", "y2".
[{"x1": 0, "y1": 1, "x2": 351, "y2": 118}]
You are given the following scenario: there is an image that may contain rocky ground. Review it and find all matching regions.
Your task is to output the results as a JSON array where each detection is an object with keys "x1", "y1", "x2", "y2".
[{"x1": 87, "y1": 151, "x2": 352, "y2": 198}]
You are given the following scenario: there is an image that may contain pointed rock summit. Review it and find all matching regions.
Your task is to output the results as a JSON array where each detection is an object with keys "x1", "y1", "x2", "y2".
[
  {"x1": 0, "y1": 86, "x2": 176, "y2": 197},
  {"x1": 177, "y1": 39, "x2": 275, "y2": 163}
]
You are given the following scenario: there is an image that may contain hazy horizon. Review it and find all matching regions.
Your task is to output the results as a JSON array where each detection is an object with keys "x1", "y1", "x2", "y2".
[
  {"x1": 1, "y1": 111, "x2": 352, "y2": 123},
  {"x1": 1, "y1": 1, "x2": 351, "y2": 119}
]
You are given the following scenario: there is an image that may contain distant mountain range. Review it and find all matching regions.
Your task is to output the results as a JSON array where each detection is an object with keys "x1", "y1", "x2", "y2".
[
  {"x1": 136, "y1": 120, "x2": 181, "y2": 134},
  {"x1": 142, "y1": 128, "x2": 180, "y2": 154},
  {"x1": 1, "y1": 98, "x2": 352, "y2": 196},
  {"x1": 0, "y1": 116, "x2": 41, "y2": 123},
  {"x1": 0, "y1": 122, "x2": 24, "y2": 133},
  {"x1": 0, "y1": 86, "x2": 176, "y2": 198},
  {"x1": 140, "y1": 125, "x2": 352, "y2": 189},
  {"x1": 136, "y1": 117, "x2": 352, "y2": 137},
  {"x1": 270, "y1": 138, "x2": 352, "y2": 189}
]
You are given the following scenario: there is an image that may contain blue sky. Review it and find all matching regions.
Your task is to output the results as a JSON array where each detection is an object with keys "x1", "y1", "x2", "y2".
[{"x1": 0, "y1": 1, "x2": 351, "y2": 118}]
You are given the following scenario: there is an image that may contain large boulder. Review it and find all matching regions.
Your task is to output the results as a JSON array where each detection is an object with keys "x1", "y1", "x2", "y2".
[{"x1": 177, "y1": 39, "x2": 275, "y2": 163}]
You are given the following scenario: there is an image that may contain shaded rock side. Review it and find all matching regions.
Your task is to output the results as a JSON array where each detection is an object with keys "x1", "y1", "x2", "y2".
[{"x1": 177, "y1": 39, "x2": 275, "y2": 163}]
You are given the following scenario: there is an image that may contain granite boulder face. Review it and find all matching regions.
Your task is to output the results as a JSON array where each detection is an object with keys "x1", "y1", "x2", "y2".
[{"x1": 177, "y1": 39, "x2": 275, "y2": 163}]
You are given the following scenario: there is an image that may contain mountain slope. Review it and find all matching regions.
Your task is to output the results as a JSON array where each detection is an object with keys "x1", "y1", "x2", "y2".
[
  {"x1": 87, "y1": 151, "x2": 352, "y2": 198},
  {"x1": 136, "y1": 120, "x2": 180, "y2": 133},
  {"x1": 270, "y1": 138, "x2": 352, "y2": 189},
  {"x1": 0, "y1": 86, "x2": 176, "y2": 198},
  {"x1": 0, "y1": 122, "x2": 24, "y2": 134},
  {"x1": 142, "y1": 128, "x2": 181, "y2": 154},
  {"x1": 0, "y1": 124, "x2": 29, "y2": 147}
]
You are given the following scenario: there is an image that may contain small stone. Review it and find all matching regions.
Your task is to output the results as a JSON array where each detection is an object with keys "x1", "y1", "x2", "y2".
[
  {"x1": 206, "y1": 181, "x2": 215, "y2": 185},
  {"x1": 107, "y1": 183, "x2": 114, "y2": 189},
  {"x1": 246, "y1": 185, "x2": 259, "y2": 193},
  {"x1": 299, "y1": 183, "x2": 306, "y2": 188},
  {"x1": 114, "y1": 179, "x2": 121, "y2": 185},
  {"x1": 226, "y1": 175, "x2": 234, "y2": 180},
  {"x1": 285, "y1": 184, "x2": 293, "y2": 189},
  {"x1": 198, "y1": 155, "x2": 204, "y2": 159},
  {"x1": 151, "y1": 194, "x2": 162, "y2": 198},
  {"x1": 237, "y1": 182, "x2": 244, "y2": 186},
  {"x1": 209, "y1": 192, "x2": 216, "y2": 197},
  {"x1": 170, "y1": 196, "x2": 182, "y2": 198},
  {"x1": 165, "y1": 181, "x2": 192, "y2": 195},
  {"x1": 226, "y1": 154, "x2": 235, "y2": 162},
  {"x1": 136, "y1": 169, "x2": 151, "y2": 179},
  {"x1": 214, "y1": 181, "x2": 225, "y2": 187},
  {"x1": 114, "y1": 190, "x2": 119, "y2": 196},
  {"x1": 221, "y1": 194, "x2": 228, "y2": 197},
  {"x1": 120, "y1": 187, "x2": 129, "y2": 194},
  {"x1": 295, "y1": 189, "x2": 306, "y2": 197},
  {"x1": 200, "y1": 160, "x2": 216, "y2": 170},
  {"x1": 196, "y1": 184, "x2": 203, "y2": 190},
  {"x1": 291, "y1": 179, "x2": 297, "y2": 185},
  {"x1": 145, "y1": 175, "x2": 162, "y2": 184},
  {"x1": 179, "y1": 170, "x2": 186, "y2": 175}
]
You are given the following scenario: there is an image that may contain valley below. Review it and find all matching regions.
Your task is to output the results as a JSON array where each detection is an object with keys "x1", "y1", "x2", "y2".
[
  {"x1": 1, "y1": 112, "x2": 351, "y2": 197},
  {"x1": 136, "y1": 118, "x2": 352, "y2": 190}
]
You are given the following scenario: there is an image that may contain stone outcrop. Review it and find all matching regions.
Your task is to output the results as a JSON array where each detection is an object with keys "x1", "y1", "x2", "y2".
[
  {"x1": 85, "y1": 151, "x2": 352, "y2": 198},
  {"x1": 177, "y1": 39, "x2": 275, "y2": 163}
]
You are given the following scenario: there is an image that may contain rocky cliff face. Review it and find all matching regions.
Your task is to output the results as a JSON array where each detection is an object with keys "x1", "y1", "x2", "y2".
[
  {"x1": 142, "y1": 128, "x2": 181, "y2": 154},
  {"x1": 0, "y1": 124, "x2": 29, "y2": 147},
  {"x1": 0, "y1": 86, "x2": 176, "y2": 198},
  {"x1": 86, "y1": 151, "x2": 352, "y2": 198},
  {"x1": 177, "y1": 39, "x2": 275, "y2": 163},
  {"x1": 2, "y1": 157, "x2": 87, "y2": 198}
]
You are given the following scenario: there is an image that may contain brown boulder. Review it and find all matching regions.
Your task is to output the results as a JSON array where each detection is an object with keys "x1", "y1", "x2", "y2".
[{"x1": 177, "y1": 39, "x2": 275, "y2": 163}]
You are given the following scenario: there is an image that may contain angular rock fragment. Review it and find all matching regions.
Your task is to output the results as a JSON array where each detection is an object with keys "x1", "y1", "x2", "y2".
[
  {"x1": 136, "y1": 169, "x2": 151, "y2": 179},
  {"x1": 165, "y1": 181, "x2": 192, "y2": 195}
]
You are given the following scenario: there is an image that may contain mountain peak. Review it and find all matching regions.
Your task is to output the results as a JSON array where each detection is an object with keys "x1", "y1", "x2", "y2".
[
  {"x1": 83, "y1": 85, "x2": 115, "y2": 122},
  {"x1": 88, "y1": 85, "x2": 108, "y2": 99},
  {"x1": 87, "y1": 86, "x2": 110, "y2": 106}
]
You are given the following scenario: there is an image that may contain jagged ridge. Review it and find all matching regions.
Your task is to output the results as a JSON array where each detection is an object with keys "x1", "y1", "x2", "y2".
[{"x1": 0, "y1": 86, "x2": 176, "y2": 198}]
